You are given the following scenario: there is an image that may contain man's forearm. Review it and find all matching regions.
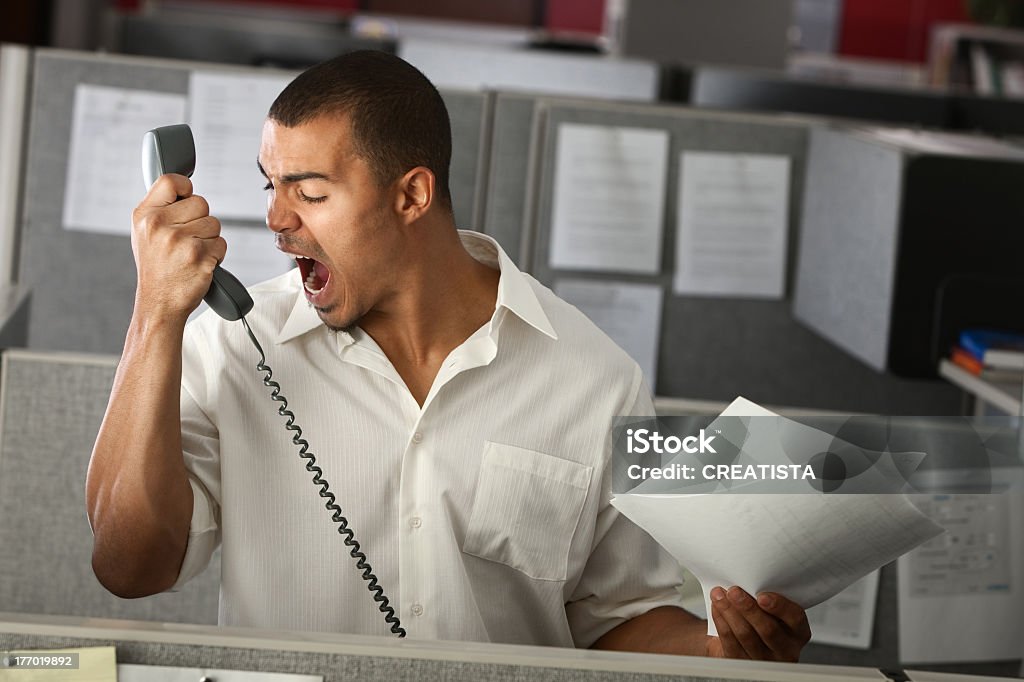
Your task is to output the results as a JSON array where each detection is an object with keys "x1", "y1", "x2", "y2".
[
  {"x1": 86, "y1": 310, "x2": 193, "y2": 598},
  {"x1": 591, "y1": 606, "x2": 709, "y2": 656}
]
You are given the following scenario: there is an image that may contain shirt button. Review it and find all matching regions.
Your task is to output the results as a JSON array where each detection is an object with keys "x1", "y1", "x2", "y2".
[
  {"x1": 411, "y1": 603, "x2": 424, "y2": 616},
  {"x1": 409, "y1": 516, "x2": 422, "y2": 529},
  {"x1": 412, "y1": 432, "x2": 424, "y2": 444}
]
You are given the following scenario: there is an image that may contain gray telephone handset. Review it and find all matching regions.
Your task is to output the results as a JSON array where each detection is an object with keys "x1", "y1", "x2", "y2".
[
  {"x1": 141, "y1": 124, "x2": 254, "y2": 321},
  {"x1": 139, "y1": 124, "x2": 405, "y2": 637}
]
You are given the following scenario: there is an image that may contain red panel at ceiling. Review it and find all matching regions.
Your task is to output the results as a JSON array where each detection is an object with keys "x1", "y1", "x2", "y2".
[
  {"x1": 838, "y1": 0, "x2": 972, "y2": 63},
  {"x1": 545, "y1": 0, "x2": 606, "y2": 34}
]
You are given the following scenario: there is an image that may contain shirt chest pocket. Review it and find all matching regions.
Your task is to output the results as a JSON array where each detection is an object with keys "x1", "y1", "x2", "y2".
[{"x1": 463, "y1": 442, "x2": 593, "y2": 582}]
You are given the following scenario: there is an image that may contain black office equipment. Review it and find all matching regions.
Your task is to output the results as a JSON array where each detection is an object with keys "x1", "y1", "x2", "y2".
[
  {"x1": 794, "y1": 127, "x2": 1024, "y2": 378},
  {"x1": 688, "y1": 66, "x2": 951, "y2": 128}
]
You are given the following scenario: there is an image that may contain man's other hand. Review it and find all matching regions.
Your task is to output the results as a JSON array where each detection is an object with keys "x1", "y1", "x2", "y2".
[{"x1": 706, "y1": 586, "x2": 811, "y2": 662}]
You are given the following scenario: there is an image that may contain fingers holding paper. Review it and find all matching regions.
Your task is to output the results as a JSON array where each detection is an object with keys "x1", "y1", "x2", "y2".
[{"x1": 708, "y1": 586, "x2": 811, "y2": 662}]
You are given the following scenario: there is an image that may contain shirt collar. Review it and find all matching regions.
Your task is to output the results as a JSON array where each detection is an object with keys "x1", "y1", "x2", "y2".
[{"x1": 276, "y1": 230, "x2": 557, "y2": 344}]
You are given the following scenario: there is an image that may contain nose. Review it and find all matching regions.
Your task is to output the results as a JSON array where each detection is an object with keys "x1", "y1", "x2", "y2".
[{"x1": 266, "y1": 191, "x2": 300, "y2": 233}]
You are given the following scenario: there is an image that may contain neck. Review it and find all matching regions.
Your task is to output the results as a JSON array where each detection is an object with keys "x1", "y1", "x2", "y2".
[{"x1": 359, "y1": 224, "x2": 500, "y2": 367}]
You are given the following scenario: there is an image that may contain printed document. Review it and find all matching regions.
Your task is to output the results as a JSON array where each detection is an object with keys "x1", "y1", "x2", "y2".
[
  {"x1": 897, "y1": 469, "x2": 1024, "y2": 663},
  {"x1": 62, "y1": 85, "x2": 186, "y2": 235},
  {"x1": 673, "y1": 152, "x2": 789, "y2": 298},
  {"x1": 549, "y1": 123, "x2": 668, "y2": 274},
  {"x1": 185, "y1": 224, "x2": 293, "y2": 323},
  {"x1": 188, "y1": 71, "x2": 294, "y2": 221},
  {"x1": 806, "y1": 571, "x2": 879, "y2": 649},
  {"x1": 219, "y1": 225, "x2": 295, "y2": 287},
  {"x1": 554, "y1": 279, "x2": 663, "y2": 390}
]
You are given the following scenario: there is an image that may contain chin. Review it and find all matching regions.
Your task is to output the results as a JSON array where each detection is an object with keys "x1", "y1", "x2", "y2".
[{"x1": 313, "y1": 304, "x2": 359, "y2": 333}]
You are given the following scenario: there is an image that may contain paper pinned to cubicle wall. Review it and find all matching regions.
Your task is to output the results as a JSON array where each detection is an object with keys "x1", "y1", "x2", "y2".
[
  {"x1": 119, "y1": 664, "x2": 322, "y2": 681},
  {"x1": 186, "y1": 225, "x2": 294, "y2": 323},
  {"x1": 673, "y1": 152, "x2": 790, "y2": 299},
  {"x1": 611, "y1": 397, "x2": 944, "y2": 638},
  {"x1": 62, "y1": 85, "x2": 186, "y2": 235},
  {"x1": 806, "y1": 570, "x2": 879, "y2": 650},
  {"x1": 554, "y1": 279, "x2": 663, "y2": 390},
  {"x1": 548, "y1": 123, "x2": 668, "y2": 275},
  {"x1": 897, "y1": 471, "x2": 1024, "y2": 664},
  {"x1": 219, "y1": 225, "x2": 295, "y2": 287},
  {"x1": 188, "y1": 71, "x2": 294, "y2": 221}
]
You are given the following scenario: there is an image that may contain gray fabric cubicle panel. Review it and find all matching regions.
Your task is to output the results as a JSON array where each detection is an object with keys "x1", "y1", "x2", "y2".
[
  {"x1": 482, "y1": 92, "x2": 540, "y2": 266},
  {"x1": 21, "y1": 50, "x2": 190, "y2": 354},
  {"x1": 20, "y1": 49, "x2": 488, "y2": 354},
  {"x1": 0, "y1": 350, "x2": 219, "y2": 623},
  {"x1": 441, "y1": 88, "x2": 490, "y2": 232},
  {"x1": 1, "y1": 617, "x2": 939, "y2": 682},
  {"x1": 0, "y1": 631, "x2": 727, "y2": 682},
  {"x1": 528, "y1": 101, "x2": 961, "y2": 414}
]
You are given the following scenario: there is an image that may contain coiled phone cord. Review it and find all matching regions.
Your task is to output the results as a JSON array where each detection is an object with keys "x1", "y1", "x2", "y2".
[{"x1": 240, "y1": 317, "x2": 407, "y2": 638}]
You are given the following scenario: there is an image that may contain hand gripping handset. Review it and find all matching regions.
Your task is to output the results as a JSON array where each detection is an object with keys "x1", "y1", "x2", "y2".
[
  {"x1": 140, "y1": 124, "x2": 405, "y2": 637},
  {"x1": 141, "y1": 124, "x2": 254, "y2": 321}
]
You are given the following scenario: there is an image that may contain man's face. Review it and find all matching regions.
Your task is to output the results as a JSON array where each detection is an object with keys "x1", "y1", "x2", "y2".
[{"x1": 259, "y1": 114, "x2": 402, "y2": 330}]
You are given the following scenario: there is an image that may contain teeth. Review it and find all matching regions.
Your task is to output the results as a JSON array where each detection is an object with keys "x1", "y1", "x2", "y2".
[
  {"x1": 296, "y1": 255, "x2": 323, "y2": 294},
  {"x1": 304, "y1": 265, "x2": 323, "y2": 295}
]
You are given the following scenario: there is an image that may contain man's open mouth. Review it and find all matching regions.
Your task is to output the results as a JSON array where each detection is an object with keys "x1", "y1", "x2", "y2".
[{"x1": 295, "y1": 256, "x2": 331, "y2": 295}]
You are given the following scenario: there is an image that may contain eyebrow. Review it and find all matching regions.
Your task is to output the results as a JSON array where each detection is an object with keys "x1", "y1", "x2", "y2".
[{"x1": 257, "y1": 159, "x2": 332, "y2": 184}]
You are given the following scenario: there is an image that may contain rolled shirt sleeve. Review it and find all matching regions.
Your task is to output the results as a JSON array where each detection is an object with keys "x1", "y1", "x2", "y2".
[{"x1": 565, "y1": 368, "x2": 686, "y2": 648}]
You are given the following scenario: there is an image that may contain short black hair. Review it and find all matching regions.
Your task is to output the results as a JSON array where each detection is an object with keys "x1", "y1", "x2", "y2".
[{"x1": 268, "y1": 50, "x2": 452, "y2": 211}]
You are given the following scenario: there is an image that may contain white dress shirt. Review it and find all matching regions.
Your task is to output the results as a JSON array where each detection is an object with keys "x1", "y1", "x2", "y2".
[{"x1": 173, "y1": 230, "x2": 684, "y2": 647}]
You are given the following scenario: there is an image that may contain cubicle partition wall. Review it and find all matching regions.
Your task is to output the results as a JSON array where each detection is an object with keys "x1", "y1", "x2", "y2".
[
  {"x1": 19, "y1": 48, "x2": 490, "y2": 355},
  {"x1": 0, "y1": 44, "x2": 32, "y2": 287},
  {"x1": 0, "y1": 614, "x2": 906, "y2": 682},
  {"x1": 446, "y1": 88, "x2": 492, "y2": 233},
  {"x1": 521, "y1": 98, "x2": 962, "y2": 414},
  {"x1": 0, "y1": 349, "x2": 219, "y2": 624},
  {"x1": 112, "y1": 6, "x2": 396, "y2": 68},
  {"x1": 482, "y1": 91, "x2": 555, "y2": 267},
  {"x1": 399, "y1": 38, "x2": 662, "y2": 102}
]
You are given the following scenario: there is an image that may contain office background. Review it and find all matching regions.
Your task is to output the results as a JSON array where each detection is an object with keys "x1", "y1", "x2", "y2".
[{"x1": 1, "y1": 1, "x2": 1023, "y2": 680}]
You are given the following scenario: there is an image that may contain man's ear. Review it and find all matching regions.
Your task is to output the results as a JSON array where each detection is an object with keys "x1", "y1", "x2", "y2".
[{"x1": 395, "y1": 166, "x2": 435, "y2": 223}]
